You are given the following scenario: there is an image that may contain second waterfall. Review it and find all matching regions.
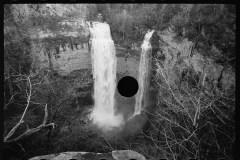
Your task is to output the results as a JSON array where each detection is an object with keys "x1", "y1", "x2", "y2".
[{"x1": 133, "y1": 29, "x2": 155, "y2": 116}]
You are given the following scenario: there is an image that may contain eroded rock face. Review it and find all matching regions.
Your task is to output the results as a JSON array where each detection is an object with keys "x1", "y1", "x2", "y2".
[
  {"x1": 33, "y1": 43, "x2": 91, "y2": 76},
  {"x1": 31, "y1": 18, "x2": 91, "y2": 76},
  {"x1": 29, "y1": 150, "x2": 146, "y2": 160},
  {"x1": 50, "y1": 44, "x2": 91, "y2": 76},
  {"x1": 157, "y1": 30, "x2": 235, "y2": 95}
]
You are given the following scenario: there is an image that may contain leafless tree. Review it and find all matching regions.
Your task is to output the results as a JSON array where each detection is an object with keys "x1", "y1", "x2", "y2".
[{"x1": 4, "y1": 64, "x2": 56, "y2": 143}]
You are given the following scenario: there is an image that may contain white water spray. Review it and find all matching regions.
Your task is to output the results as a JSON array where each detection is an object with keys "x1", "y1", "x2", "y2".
[
  {"x1": 133, "y1": 30, "x2": 155, "y2": 116},
  {"x1": 88, "y1": 22, "x2": 124, "y2": 131}
]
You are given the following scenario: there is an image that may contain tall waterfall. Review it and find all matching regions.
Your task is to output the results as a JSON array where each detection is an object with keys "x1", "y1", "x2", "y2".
[
  {"x1": 89, "y1": 22, "x2": 124, "y2": 131},
  {"x1": 133, "y1": 30, "x2": 155, "y2": 116}
]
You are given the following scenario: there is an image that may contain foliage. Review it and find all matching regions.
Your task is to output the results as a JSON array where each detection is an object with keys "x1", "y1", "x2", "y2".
[
  {"x1": 4, "y1": 64, "x2": 93, "y2": 159},
  {"x1": 4, "y1": 4, "x2": 33, "y2": 74},
  {"x1": 169, "y1": 4, "x2": 235, "y2": 67},
  {"x1": 148, "y1": 60, "x2": 235, "y2": 160}
]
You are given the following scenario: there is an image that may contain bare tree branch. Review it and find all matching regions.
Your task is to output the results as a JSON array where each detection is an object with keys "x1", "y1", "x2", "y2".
[
  {"x1": 4, "y1": 63, "x2": 56, "y2": 143},
  {"x1": 4, "y1": 103, "x2": 55, "y2": 143}
]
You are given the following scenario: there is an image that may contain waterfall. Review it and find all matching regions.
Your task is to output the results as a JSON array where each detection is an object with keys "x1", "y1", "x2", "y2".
[
  {"x1": 89, "y1": 22, "x2": 124, "y2": 131},
  {"x1": 133, "y1": 30, "x2": 155, "y2": 116}
]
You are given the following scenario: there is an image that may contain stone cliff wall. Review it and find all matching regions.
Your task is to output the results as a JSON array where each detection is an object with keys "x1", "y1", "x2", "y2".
[
  {"x1": 33, "y1": 41, "x2": 91, "y2": 76},
  {"x1": 50, "y1": 44, "x2": 91, "y2": 76},
  {"x1": 156, "y1": 29, "x2": 235, "y2": 96},
  {"x1": 31, "y1": 17, "x2": 92, "y2": 76},
  {"x1": 34, "y1": 39, "x2": 140, "y2": 77}
]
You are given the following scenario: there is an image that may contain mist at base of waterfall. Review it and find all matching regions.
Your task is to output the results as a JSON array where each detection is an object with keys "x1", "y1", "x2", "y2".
[
  {"x1": 89, "y1": 107, "x2": 125, "y2": 132},
  {"x1": 86, "y1": 73, "x2": 158, "y2": 141}
]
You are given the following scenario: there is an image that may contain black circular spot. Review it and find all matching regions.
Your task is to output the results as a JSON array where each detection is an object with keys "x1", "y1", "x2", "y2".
[{"x1": 117, "y1": 76, "x2": 139, "y2": 97}]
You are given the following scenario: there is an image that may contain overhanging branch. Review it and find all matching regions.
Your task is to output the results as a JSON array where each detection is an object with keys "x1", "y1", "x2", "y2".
[{"x1": 4, "y1": 104, "x2": 55, "y2": 143}]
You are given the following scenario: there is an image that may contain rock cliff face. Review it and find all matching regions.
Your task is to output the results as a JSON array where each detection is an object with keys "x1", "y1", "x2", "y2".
[
  {"x1": 33, "y1": 42, "x2": 91, "y2": 76},
  {"x1": 31, "y1": 18, "x2": 91, "y2": 76},
  {"x1": 34, "y1": 39, "x2": 140, "y2": 77},
  {"x1": 51, "y1": 44, "x2": 91, "y2": 76},
  {"x1": 156, "y1": 29, "x2": 235, "y2": 95},
  {"x1": 31, "y1": 18, "x2": 142, "y2": 77},
  {"x1": 29, "y1": 150, "x2": 146, "y2": 160}
]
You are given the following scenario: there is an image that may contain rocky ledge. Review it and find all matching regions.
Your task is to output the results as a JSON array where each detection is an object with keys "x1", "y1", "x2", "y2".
[{"x1": 29, "y1": 150, "x2": 146, "y2": 160}]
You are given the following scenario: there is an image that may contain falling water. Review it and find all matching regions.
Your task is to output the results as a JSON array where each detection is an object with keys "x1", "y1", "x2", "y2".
[
  {"x1": 133, "y1": 30, "x2": 155, "y2": 116},
  {"x1": 89, "y1": 22, "x2": 124, "y2": 131}
]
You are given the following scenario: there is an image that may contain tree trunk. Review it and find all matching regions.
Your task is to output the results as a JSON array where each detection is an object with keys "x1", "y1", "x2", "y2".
[{"x1": 47, "y1": 51, "x2": 52, "y2": 70}]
